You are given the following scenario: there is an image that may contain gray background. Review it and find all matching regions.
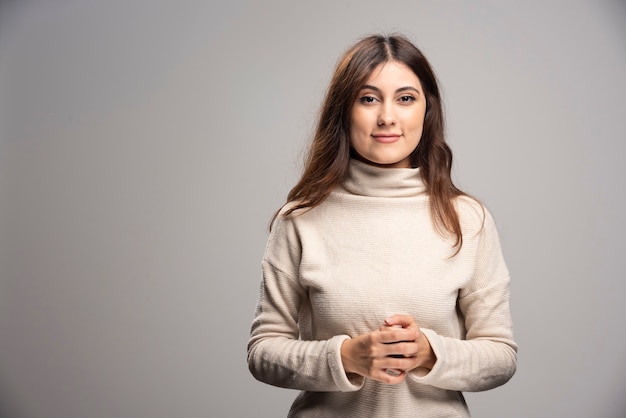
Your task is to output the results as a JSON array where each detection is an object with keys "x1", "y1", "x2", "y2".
[{"x1": 1, "y1": 0, "x2": 625, "y2": 417}]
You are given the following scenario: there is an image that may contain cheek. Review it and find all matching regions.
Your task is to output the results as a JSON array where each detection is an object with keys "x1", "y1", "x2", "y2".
[
  {"x1": 349, "y1": 117, "x2": 369, "y2": 140},
  {"x1": 351, "y1": 106, "x2": 377, "y2": 129},
  {"x1": 350, "y1": 111, "x2": 364, "y2": 130},
  {"x1": 410, "y1": 109, "x2": 426, "y2": 132}
]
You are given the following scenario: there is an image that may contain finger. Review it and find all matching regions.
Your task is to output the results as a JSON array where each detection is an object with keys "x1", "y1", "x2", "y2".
[
  {"x1": 385, "y1": 368, "x2": 402, "y2": 377},
  {"x1": 379, "y1": 323, "x2": 404, "y2": 332},
  {"x1": 384, "y1": 342, "x2": 420, "y2": 359},
  {"x1": 374, "y1": 368, "x2": 406, "y2": 385},
  {"x1": 384, "y1": 314, "x2": 418, "y2": 329},
  {"x1": 383, "y1": 356, "x2": 419, "y2": 371},
  {"x1": 373, "y1": 356, "x2": 420, "y2": 384},
  {"x1": 378, "y1": 328, "x2": 419, "y2": 344}
]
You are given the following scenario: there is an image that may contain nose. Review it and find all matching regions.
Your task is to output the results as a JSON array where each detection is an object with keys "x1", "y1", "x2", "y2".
[{"x1": 377, "y1": 103, "x2": 396, "y2": 126}]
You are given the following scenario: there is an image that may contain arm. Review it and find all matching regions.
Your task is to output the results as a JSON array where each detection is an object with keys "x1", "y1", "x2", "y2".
[
  {"x1": 247, "y1": 261, "x2": 361, "y2": 391},
  {"x1": 408, "y1": 209, "x2": 518, "y2": 392},
  {"x1": 247, "y1": 213, "x2": 362, "y2": 392}
]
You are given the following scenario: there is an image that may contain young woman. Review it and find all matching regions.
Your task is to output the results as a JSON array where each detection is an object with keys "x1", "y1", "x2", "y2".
[{"x1": 247, "y1": 33, "x2": 517, "y2": 417}]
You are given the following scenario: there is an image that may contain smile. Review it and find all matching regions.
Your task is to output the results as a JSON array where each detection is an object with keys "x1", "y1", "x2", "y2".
[{"x1": 372, "y1": 134, "x2": 401, "y2": 144}]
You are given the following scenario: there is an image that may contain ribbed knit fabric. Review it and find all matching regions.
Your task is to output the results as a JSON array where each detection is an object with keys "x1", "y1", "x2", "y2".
[{"x1": 248, "y1": 159, "x2": 517, "y2": 417}]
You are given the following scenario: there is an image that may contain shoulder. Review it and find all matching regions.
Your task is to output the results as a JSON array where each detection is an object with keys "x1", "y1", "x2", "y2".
[
  {"x1": 277, "y1": 200, "x2": 310, "y2": 216},
  {"x1": 274, "y1": 196, "x2": 336, "y2": 226},
  {"x1": 454, "y1": 195, "x2": 499, "y2": 235},
  {"x1": 264, "y1": 203, "x2": 307, "y2": 269},
  {"x1": 455, "y1": 195, "x2": 485, "y2": 225},
  {"x1": 270, "y1": 200, "x2": 322, "y2": 241}
]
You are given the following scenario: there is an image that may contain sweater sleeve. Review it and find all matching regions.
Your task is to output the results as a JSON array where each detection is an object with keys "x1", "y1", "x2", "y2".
[
  {"x1": 408, "y1": 209, "x2": 518, "y2": 392},
  {"x1": 247, "y1": 213, "x2": 363, "y2": 392}
]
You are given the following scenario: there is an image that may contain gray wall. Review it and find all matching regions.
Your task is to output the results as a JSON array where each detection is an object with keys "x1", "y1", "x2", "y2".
[{"x1": 1, "y1": 1, "x2": 625, "y2": 417}]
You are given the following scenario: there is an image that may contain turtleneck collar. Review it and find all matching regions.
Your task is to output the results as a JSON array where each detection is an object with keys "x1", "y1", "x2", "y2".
[{"x1": 339, "y1": 158, "x2": 427, "y2": 198}]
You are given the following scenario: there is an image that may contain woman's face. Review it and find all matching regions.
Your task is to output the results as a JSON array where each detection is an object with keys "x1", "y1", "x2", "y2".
[{"x1": 349, "y1": 61, "x2": 426, "y2": 168}]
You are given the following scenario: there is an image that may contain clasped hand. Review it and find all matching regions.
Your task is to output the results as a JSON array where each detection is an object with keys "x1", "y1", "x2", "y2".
[{"x1": 340, "y1": 314, "x2": 435, "y2": 384}]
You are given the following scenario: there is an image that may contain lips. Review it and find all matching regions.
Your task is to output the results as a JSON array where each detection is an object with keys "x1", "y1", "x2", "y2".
[{"x1": 372, "y1": 134, "x2": 401, "y2": 143}]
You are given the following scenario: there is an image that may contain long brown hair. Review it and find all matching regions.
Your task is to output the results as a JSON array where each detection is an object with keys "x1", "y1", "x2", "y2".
[{"x1": 272, "y1": 33, "x2": 474, "y2": 253}]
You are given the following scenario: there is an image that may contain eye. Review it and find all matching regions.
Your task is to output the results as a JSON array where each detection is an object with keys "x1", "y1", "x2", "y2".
[
  {"x1": 358, "y1": 95, "x2": 377, "y2": 104},
  {"x1": 399, "y1": 95, "x2": 416, "y2": 103}
]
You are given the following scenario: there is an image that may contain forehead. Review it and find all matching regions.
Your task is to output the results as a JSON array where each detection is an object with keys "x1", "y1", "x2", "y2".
[{"x1": 364, "y1": 61, "x2": 422, "y2": 89}]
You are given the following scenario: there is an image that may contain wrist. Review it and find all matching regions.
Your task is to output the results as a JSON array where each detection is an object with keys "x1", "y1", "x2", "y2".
[
  {"x1": 421, "y1": 334, "x2": 437, "y2": 370},
  {"x1": 423, "y1": 350, "x2": 436, "y2": 370},
  {"x1": 340, "y1": 338, "x2": 356, "y2": 374}
]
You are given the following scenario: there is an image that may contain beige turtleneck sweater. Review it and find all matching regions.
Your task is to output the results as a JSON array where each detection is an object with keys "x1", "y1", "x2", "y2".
[{"x1": 248, "y1": 159, "x2": 517, "y2": 417}]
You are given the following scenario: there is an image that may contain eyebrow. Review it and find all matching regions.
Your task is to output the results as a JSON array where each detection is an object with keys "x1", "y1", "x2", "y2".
[{"x1": 361, "y1": 84, "x2": 421, "y2": 94}]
